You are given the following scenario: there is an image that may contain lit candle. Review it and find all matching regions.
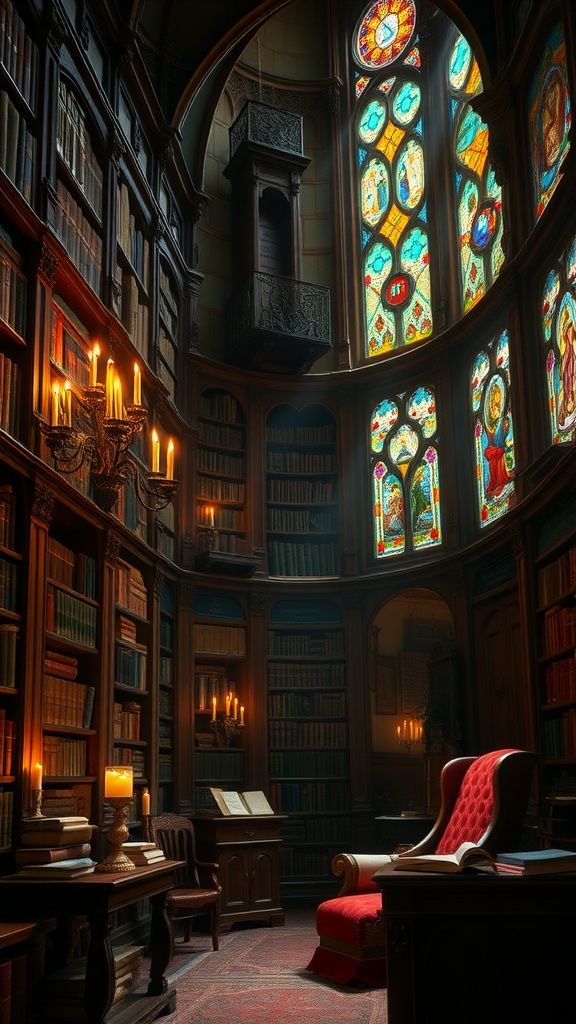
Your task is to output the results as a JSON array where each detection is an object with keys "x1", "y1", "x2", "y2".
[
  {"x1": 51, "y1": 382, "x2": 60, "y2": 426},
  {"x1": 233, "y1": 697, "x2": 238, "y2": 720},
  {"x1": 105, "y1": 359, "x2": 114, "y2": 417},
  {"x1": 64, "y1": 380, "x2": 72, "y2": 427},
  {"x1": 31, "y1": 762, "x2": 42, "y2": 790},
  {"x1": 113, "y1": 376, "x2": 123, "y2": 419},
  {"x1": 397, "y1": 724, "x2": 401, "y2": 739},
  {"x1": 209, "y1": 506, "x2": 215, "y2": 528},
  {"x1": 152, "y1": 429, "x2": 160, "y2": 473},
  {"x1": 166, "y1": 438, "x2": 174, "y2": 480},
  {"x1": 212, "y1": 696, "x2": 217, "y2": 721},
  {"x1": 133, "y1": 362, "x2": 141, "y2": 406},
  {"x1": 225, "y1": 695, "x2": 231, "y2": 717},
  {"x1": 90, "y1": 343, "x2": 100, "y2": 387},
  {"x1": 104, "y1": 766, "x2": 133, "y2": 798},
  {"x1": 142, "y1": 788, "x2": 150, "y2": 816},
  {"x1": 240, "y1": 705, "x2": 244, "y2": 726}
]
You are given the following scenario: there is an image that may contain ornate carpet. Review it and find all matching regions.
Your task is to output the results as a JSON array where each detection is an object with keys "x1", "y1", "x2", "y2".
[{"x1": 162, "y1": 910, "x2": 386, "y2": 1024}]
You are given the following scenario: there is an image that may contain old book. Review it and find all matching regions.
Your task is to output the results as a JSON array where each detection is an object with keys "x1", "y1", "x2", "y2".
[
  {"x1": 394, "y1": 841, "x2": 496, "y2": 873},
  {"x1": 240, "y1": 791, "x2": 274, "y2": 815},
  {"x1": 123, "y1": 849, "x2": 165, "y2": 866},
  {"x1": 208, "y1": 788, "x2": 275, "y2": 816},
  {"x1": 15, "y1": 843, "x2": 91, "y2": 866},
  {"x1": 20, "y1": 825, "x2": 94, "y2": 847},
  {"x1": 20, "y1": 815, "x2": 89, "y2": 829},
  {"x1": 16, "y1": 856, "x2": 96, "y2": 878},
  {"x1": 495, "y1": 848, "x2": 576, "y2": 875}
]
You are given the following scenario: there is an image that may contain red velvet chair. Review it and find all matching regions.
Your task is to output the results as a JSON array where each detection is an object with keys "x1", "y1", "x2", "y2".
[{"x1": 306, "y1": 748, "x2": 537, "y2": 987}]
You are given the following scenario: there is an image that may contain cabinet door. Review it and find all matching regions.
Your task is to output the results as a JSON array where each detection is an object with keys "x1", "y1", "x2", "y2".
[
  {"x1": 473, "y1": 594, "x2": 532, "y2": 751},
  {"x1": 219, "y1": 849, "x2": 250, "y2": 915},
  {"x1": 249, "y1": 847, "x2": 277, "y2": 910}
]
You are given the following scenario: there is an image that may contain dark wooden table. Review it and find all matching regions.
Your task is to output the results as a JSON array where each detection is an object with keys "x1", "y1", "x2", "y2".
[
  {"x1": 0, "y1": 860, "x2": 183, "y2": 1024},
  {"x1": 373, "y1": 862, "x2": 576, "y2": 1024}
]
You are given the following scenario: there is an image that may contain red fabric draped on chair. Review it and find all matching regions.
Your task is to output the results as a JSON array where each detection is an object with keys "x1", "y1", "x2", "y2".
[{"x1": 306, "y1": 748, "x2": 537, "y2": 987}]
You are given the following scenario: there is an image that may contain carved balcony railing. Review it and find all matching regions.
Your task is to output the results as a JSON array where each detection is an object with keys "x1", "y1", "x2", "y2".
[{"x1": 229, "y1": 102, "x2": 304, "y2": 160}]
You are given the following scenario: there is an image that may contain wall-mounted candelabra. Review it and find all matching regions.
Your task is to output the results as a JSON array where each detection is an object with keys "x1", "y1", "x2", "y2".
[
  {"x1": 397, "y1": 718, "x2": 424, "y2": 754},
  {"x1": 210, "y1": 693, "x2": 245, "y2": 747},
  {"x1": 41, "y1": 347, "x2": 177, "y2": 514}
]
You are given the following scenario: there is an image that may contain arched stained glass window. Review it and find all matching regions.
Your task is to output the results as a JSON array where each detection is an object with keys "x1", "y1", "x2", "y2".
[
  {"x1": 354, "y1": 1, "x2": 505, "y2": 360},
  {"x1": 471, "y1": 330, "x2": 516, "y2": 527},
  {"x1": 371, "y1": 385, "x2": 441, "y2": 557},
  {"x1": 529, "y1": 22, "x2": 571, "y2": 221},
  {"x1": 542, "y1": 234, "x2": 576, "y2": 443}
]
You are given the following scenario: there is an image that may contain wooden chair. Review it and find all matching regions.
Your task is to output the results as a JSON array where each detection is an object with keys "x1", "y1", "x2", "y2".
[
  {"x1": 306, "y1": 748, "x2": 538, "y2": 987},
  {"x1": 150, "y1": 813, "x2": 221, "y2": 950}
]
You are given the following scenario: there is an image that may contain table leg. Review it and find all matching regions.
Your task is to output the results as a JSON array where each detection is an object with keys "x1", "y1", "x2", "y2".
[
  {"x1": 85, "y1": 912, "x2": 115, "y2": 1024},
  {"x1": 147, "y1": 890, "x2": 173, "y2": 996}
]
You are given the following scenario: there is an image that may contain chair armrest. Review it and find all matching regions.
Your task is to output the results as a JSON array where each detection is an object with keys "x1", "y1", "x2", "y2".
[
  {"x1": 332, "y1": 853, "x2": 396, "y2": 896},
  {"x1": 194, "y1": 858, "x2": 221, "y2": 891}
]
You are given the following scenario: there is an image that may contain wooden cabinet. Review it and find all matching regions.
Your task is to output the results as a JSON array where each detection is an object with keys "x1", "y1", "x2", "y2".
[{"x1": 193, "y1": 815, "x2": 286, "y2": 929}]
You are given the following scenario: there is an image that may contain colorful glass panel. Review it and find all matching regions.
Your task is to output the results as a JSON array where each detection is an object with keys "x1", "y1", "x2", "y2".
[
  {"x1": 529, "y1": 23, "x2": 571, "y2": 220},
  {"x1": 355, "y1": 0, "x2": 416, "y2": 70},
  {"x1": 411, "y1": 447, "x2": 441, "y2": 548},
  {"x1": 362, "y1": 158, "x2": 390, "y2": 225},
  {"x1": 400, "y1": 226, "x2": 432, "y2": 342},
  {"x1": 392, "y1": 80, "x2": 420, "y2": 125},
  {"x1": 374, "y1": 468, "x2": 405, "y2": 555},
  {"x1": 359, "y1": 98, "x2": 388, "y2": 144},
  {"x1": 371, "y1": 398, "x2": 399, "y2": 452},
  {"x1": 396, "y1": 138, "x2": 424, "y2": 209},
  {"x1": 365, "y1": 241, "x2": 395, "y2": 353},
  {"x1": 472, "y1": 330, "x2": 515, "y2": 527},
  {"x1": 542, "y1": 235, "x2": 576, "y2": 442}
]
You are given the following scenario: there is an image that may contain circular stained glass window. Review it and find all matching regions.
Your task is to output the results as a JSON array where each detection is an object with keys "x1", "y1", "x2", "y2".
[{"x1": 355, "y1": 0, "x2": 416, "y2": 71}]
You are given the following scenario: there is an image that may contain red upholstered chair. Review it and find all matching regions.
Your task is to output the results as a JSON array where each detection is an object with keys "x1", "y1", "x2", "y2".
[{"x1": 306, "y1": 748, "x2": 537, "y2": 987}]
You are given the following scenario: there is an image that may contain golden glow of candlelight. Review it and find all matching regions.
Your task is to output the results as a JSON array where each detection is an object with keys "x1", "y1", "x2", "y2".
[
  {"x1": 166, "y1": 438, "x2": 174, "y2": 480},
  {"x1": 89, "y1": 343, "x2": 100, "y2": 387},
  {"x1": 212, "y1": 696, "x2": 217, "y2": 721},
  {"x1": 113, "y1": 376, "x2": 123, "y2": 419},
  {"x1": 208, "y1": 506, "x2": 215, "y2": 528},
  {"x1": 64, "y1": 380, "x2": 72, "y2": 427},
  {"x1": 105, "y1": 359, "x2": 115, "y2": 417},
  {"x1": 31, "y1": 762, "x2": 42, "y2": 790},
  {"x1": 240, "y1": 705, "x2": 245, "y2": 725},
  {"x1": 104, "y1": 766, "x2": 133, "y2": 798},
  {"x1": 142, "y1": 788, "x2": 150, "y2": 816},
  {"x1": 151, "y1": 429, "x2": 160, "y2": 473},
  {"x1": 51, "y1": 381, "x2": 60, "y2": 426},
  {"x1": 133, "y1": 362, "x2": 141, "y2": 406}
]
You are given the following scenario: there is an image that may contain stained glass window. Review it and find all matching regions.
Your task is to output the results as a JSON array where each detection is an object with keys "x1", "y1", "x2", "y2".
[
  {"x1": 542, "y1": 234, "x2": 576, "y2": 443},
  {"x1": 354, "y1": 2, "x2": 505, "y2": 360},
  {"x1": 471, "y1": 330, "x2": 516, "y2": 528},
  {"x1": 371, "y1": 386, "x2": 441, "y2": 557},
  {"x1": 529, "y1": 22, "x2": 571, "y2": 221}
]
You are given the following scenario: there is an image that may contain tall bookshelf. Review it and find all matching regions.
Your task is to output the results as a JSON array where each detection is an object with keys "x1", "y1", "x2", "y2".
[
  {"x1": 115, "y1": 178, "x2": 150, "y2": 361},
  {"x1": 0, "y1": 226, "x2": 26, "y2": 441},
  {"x1": 0, "y1": 471, "x2": 22, "y2": 851},
  {"x1": 533, "y1": 497, "x2": 576, "y2": 847},
  {"x1": 157, "y1": 581, "x2": 175, "y2": 813},
  {"x1": 195, "y1": 387, "x2": 248, "y2": 562},
  {"x1": 192, "y1": 592, "x2": 247, "y2": 812},
  {"x1": 265, "y1": 404, "x2": 339, "y2": 577},
  {"x1": 266, "y1": 599, "x2": 351, "y2": 899},
  {"x1": 0, "y1": 0, "x2": 39, "y2": 206},
  {"x1": 114, "y1": 555, "x2": 150, "y2": 822},
  {"x1": 157, "y1": 259, "x2": 179, "y2": 404}
]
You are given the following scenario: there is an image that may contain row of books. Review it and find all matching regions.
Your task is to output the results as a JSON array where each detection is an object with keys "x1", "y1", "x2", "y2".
[
  {"x1": 0, "y1": 483, "x2": 15, "y2": 550},
  {"x1": 0, "y1": 0, "x2": 39, "y2": 109},
  {"x1": 269, "y1": 750, "x2": 349, "y2": 777},
  {"x1": 118, "y1": 266, "x2": 149, "y2": 358},
  {"x1": 197, "y1": 531, "x2": 249, "y2": 554},
  {"x1": 268, "y1": 663, "x2": 346, "y2": 687},
  {"x1": 46, "y1": 585, "x2": 97, "y2": 648},
  {"x1": 194, "y1": 623, "x2": 246, "y2": 656},
  {"x1": 113, "y1": 700, "x2": 141, "y2": 740},
  {"x1": 159, "y1": 654, "x2": 172, "y2": 685},
  {"x1": 266, "y1": 424, "x2": 335, "y2": 445},
  {"x1": 279, "y1": 815, "x2": 352, "y2": 844},
  {"x1": 0, "y1": 787, "x2": 13, "y2": 846},
  {"x1": 0, "y1": 710, "x2": 14, "y2": 775},
  {"x1": 266, "y1": 451, "x2": 336, "y2": 473},
  {"x1": 47, "y1": 536, "x2": 97, "y2": 599},
  {"x1": 267, "y1": 478, "x2": 335, "y2": 503},
  {"x1": 267, "y1": 630, "x2": 345, "y2": 657},
  {"x1": 115, "y1": 643, "x2": 147, "y2": 690},
  {"x1": 42, "y1": 942, "x2": 143, "y2": 1018},
  {"x1": 196, "y1": 475, "x2": 246, "y2": 502},
  {"x1": 51, "y1": 302, "x2": 91, "y2": 389},
  {"x1": 267, "y1": 508, "x2": 338, "y2": 533},
  {"x1": 54, "y1": 178, "x2": 103, "y2": 297},
  {"x1": 117, "y1": 614, "x2": 138, "y2": 643},
  {"x1": 198, "y1": 391, "x2": 242, "y2": 424},
  {"x1": 156, "y1": 347, "x2": 176, "y2": 400},
  {"x1": 196, "y1": 508, "x2": 245, "y2": 531},
  {"x1": 117, "y1": 183, "x2": 150, "y2": 288},
  {"x1": 195, "y1": 668, "x2": 235, "y2": 709},
  {"x1": 0, "y1": 554, "x2": 17, "y2": 613},
  {"x1": 41, "y1": 736, "x2": 87, "y2": 778},
  {"x1": 0, "y1": 89, "x2": 35, "y2": 203},
  {"x1": 279, "y1": 846, "x2": 337, "y2": 879},
  {"x1": 158, "y1": 752, "x2": 172, "y2": 782},
  {"x1": 269, "y1": 720, "x2": 348, "y2": 748},
  {"x1": 43, "y1": 676, "x2": 95, "y2": 730},
  {"x1": 269, "y1": 781, "x2": 352, "y2": 813},
  {"x1": 113, "y1": 746, "x2": 145, "y2": 779},
  {"x1": 0, "y1": 257, "x2": 26, "y2": 339},
  {"x1": 198, "y1": 421, "x2": 244, "y2": 451},
  {"x1": 159, "y1": 271, "x2": 178, "y2": 335},
  {"x1": 116, "y1": 560, "x2": 148, "y2": 618},
  {"x1": 57, "y1": 80, "x2": 103, "y2": 217},
  {"x1": 0, "y1": 354, "x2": 19, "y2": 443},
  {"x1": 543, "y1": 708, "x2": 576, "y2": 760},
  {"x1": 268, "y1": 691, "x2": 347, "y2": 718},
  {"x1": 545, "y1": 657, "x2": 576, "y2": 704},
  {"x1": 543, "y1": 605, "x2": 576, "y2": 654},
  {"x1": 158, "y1": 325, "x2": 176, "y2": 371},
  {"x1": 538, "y1": 544, "x2": 576, "y2": 606},
  {"x1": 197, "y1": 448, "x2": 245, "y2": 476},
  {"x1": 195, "y1": 750, "x2": 244, "y2": 781},
  {"x1": 268, "y1": 540, "x2": 339, "y2": 577},
  {"x1": 159, "y1": 687, "x2": 173, "y2": 716},
  {"x1": 0, "y1": 623, "x2": 17, "y2": 687}
]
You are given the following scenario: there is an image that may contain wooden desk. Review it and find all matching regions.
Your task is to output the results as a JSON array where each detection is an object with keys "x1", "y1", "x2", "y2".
[
  {"x1": 373, "y1": 863, "x2": 576, "y2": 1024},
  {"x1": 0, "y1": 861, "x2": 183, "y2": 1024}
]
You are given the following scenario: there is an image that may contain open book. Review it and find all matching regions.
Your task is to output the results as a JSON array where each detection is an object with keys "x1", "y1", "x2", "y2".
[
  {"x1": 209, "y1": 788, "x2": 275, "y2": 816},
  {"x1": 394, "y1": 841, "x2": 495, "y2": 873}
]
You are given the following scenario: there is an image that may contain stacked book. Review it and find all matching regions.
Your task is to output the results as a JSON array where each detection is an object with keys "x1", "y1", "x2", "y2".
[
  {"x1": 16, "y1": 816, "x2": 96, "y2": 878},
  {"x1": 42, "y1": 943, "x2": 143, "y2": 1020},
  {"x1": 121, "y1": 841, "x2": 166, "y2": 866}
]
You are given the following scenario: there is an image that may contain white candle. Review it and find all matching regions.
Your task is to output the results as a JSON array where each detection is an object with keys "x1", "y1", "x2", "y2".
[
  {"x1": 212, "y1": 696, "x2": 217, "y2": 721},
  {"x1": 142, "y1": 788, "x2": 150, "y2": 816},
  {"x1": 133, "y1": 362, "x2": 141, "y2": 406},
  {"x1": 166, "y1": 438, "x2": 174, "y2": 480},
  {"x1": 225, "y1": 695, "x2": 231, "y2": 717},
  {"x1": 64, "y1": 381, "x2": 72, "y2": 427},
  {"x1": 105, "y1": 359, "x2": 114, "y2": 417},
  {"x1": 233, "y1": 697, "x2": 238, "y2": 720},
  {"x1": 152, "y1": 429, "x2": 160, "y2": 473},
  {"x1": 113, "y1": 376, "x2": 123, "y2": 419},
  {"x1": 209, "y1": 506, "x2": 215, "y2": 528},
  {"x1": 240, "y1": 705, "x2": 244, "y2": 726},
  {"x1": 51, "y1": 382, "x2": 60, "y2": 426},
  {"x1": 31, "y1": 762, "x2": 42, "y2": 790},
  {"x1": 90, "y1": 343, "x2": 100, "y2": 387},
  {"x1": 104, "y1": 766, "x2": 133, "y2": 798}
]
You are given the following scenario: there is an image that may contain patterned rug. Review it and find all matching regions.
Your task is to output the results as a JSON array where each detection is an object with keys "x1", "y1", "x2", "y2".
[{"x1": 162, "y1": 910, "x2": 386, "y2": 1024}]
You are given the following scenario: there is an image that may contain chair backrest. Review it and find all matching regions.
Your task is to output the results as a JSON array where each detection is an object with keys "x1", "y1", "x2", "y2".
[
  {"x1": 404, "y1": 748, "x2": 538, "y2": 859},
  {"x1": 151, "y1": 813, "x2": 201, "y2": 888}
]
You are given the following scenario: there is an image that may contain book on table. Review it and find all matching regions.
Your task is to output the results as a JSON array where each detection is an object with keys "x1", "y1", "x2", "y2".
[
  {"x1": 19, "y1": 823, "x2": 95, "y2": 847},
  {"x1": 16, "y1": 856, "x2": 96, "y2": 878},
  {"x1": 121, "y1": 842, "x2": 166, "y2": 866},
  {"x1": 394, "y1": 841, "x2": 496, "y2": 873},
  {"x1": 15, "y1": 843, "x2": 92, "y2": 866},
  {"x1": 208, "y1": 788, "x2": 274, "y2": 816},
  {"x1": 495, "y1": 848, "x2": 576, "y2": 875}
]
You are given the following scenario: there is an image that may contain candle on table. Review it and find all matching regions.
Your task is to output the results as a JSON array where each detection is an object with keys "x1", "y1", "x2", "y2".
[
  {"x1": 166, "y1": 438, "x2": 174, "y2": 480},
  {"x1": 105, "y1": 359, "x2": 115, "y2": 417},
  {"x1": 152, "y1": 429, "x2": 160, "y2": 473},
  {"x1": 90, "y1": 343, "x2": 100, "y2": 387},
  {"x1": 212, "y1": 696, "x2": 217, "y2": 721},
  {"x1": 51, "y1": 382, "x2": 60, "y2": 426},
  {"x1": 133, "y1": 362, "x2": 141, "y2": 406},
  {"x1": 31, "y1": 762, "x2": 42, "y2": 790},
  {"x1": 142, "y1": 788, "x2": 150, "y2": 816},
  {"x1": 104, "y1": 766, "x2": 133, "y2": 798},
  {"x1": 240, "y1": 705, "x2": 244, "y2": 726}
]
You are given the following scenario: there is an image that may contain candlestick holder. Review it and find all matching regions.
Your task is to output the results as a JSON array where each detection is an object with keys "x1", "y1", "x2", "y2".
[
  {"x1": 210, "y1": 716, "x2": 245, "y2": 748},
  {"x1": 142, "y1": 813, "x2": 152, "y2": 843},
  {"x1": 29, "y1": 789, "x2": 43, "y2": 817},
  {"x1": 95, "y1": 798, "x2": 135, "y2": 872}
]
